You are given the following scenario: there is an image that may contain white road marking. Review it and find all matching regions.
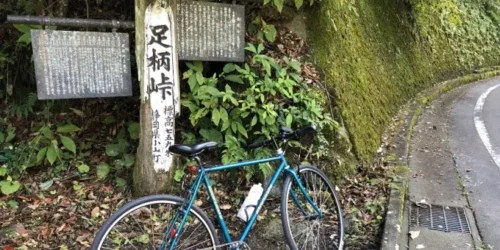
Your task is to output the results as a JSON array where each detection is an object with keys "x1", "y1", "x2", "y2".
[{"x1": 474, "y1": 84, "x2": 500, "y2": 169}]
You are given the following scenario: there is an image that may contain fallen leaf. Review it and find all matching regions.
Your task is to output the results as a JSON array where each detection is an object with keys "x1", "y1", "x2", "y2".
[
  {"x1": 15, "y1": 224, "x2": 28, "y2": 237},
  {"x1": 416, "y1": 244, "x2": 425, "y2": 249},
  {"x1": 111, "y1": 193, "x2": 122, "y2": 201},
  {"x1": 88, "y1": 191, "x2": 97, "y2": 200},
  {"x1": 65, "y1": 216, "x2": 77, "y2": 224},
  {"x1": 41, "y1": 226, "x2": 50, "y2": 238},
  {"x1": 56, "y1": 223, "x2": 67, "y2": 233},
  {"x1": 3, "y1": 245, "x2": 14, "y2": 250},
  {"x1": 409, "y1": 230, "x2": 420, "y2": 240},
  {"x1": 416, "y1": 199, "x2": 430, "y2": 208},
  {"x1": 76, "y1": 232, "x2": 91, "y2": 244},
  {"x1": 17, "y1": 196, "x2": 32, "y2": 201},
  {"x1": 91, "y1": 207, "x2": 100, "y2": 218},
  {"x1": 220, "y1": 204, "x2": 231, "y2": 210}
]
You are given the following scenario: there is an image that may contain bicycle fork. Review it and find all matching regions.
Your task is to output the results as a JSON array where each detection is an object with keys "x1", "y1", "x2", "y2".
[
  {"x1": 159, "y1": 172, "x2": 205, "y2": 250},
  {"x1": 285, "y1": 168, "x2": 323, "y2": 218}
]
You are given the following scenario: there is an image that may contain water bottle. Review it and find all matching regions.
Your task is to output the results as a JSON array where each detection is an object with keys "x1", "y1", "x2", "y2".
[{"x1": 237, "y1": 183, "x2": 263, "y2": 222}]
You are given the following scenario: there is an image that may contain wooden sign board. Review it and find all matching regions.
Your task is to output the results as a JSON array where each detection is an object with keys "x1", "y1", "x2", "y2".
[{"x1": 31, "y1": 30, "x2": 132, "y2": 99}]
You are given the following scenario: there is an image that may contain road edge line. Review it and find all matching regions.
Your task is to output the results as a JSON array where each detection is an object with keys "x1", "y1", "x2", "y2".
[{"x1": 474, "y1": 84, "x2": 500, "y2": 169}]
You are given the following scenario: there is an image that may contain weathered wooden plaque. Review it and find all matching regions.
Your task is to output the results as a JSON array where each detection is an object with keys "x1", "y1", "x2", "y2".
[
  {"x1": 144, "y1": 5, "x2": 179, "y2": 172},
  {"x1": 177, "y1": 2, "x2": 245, "y2": 62},
  {"x1": 31, "y1": 30, "x2": 132, "y2": 99}
]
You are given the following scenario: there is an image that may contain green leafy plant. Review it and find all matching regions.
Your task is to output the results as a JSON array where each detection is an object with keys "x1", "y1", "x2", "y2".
[
  {"x1": 77, "y1": 163, "x2": 90, "y2": 174},
  {"x1": 248, "y1": 17, "x2": 278, "y2": 43},
  {"x1": 0, "y1": 127, "x2": 35, "y2": 195},
  {"x1": 32, "y1": 123, "x2": 80, "y2": 165},
  {"x1": 181, "y1": 43, "x2": 337, "y2": 181},
  {"x1": 0, "y1": 126, "x2": 16, "y2": 148},
  {"x1": 105, "y1": 129, "x2": 135, "y2": 170},
  {"x1": 8, "y1": 92, "x2": 37, "y2": 118},
  {"x1": 97, "y1": 163, "x2": 110, "y2": 180},
  {"x1": 263, "y1": 0, "x2": 315, "y2": 12},
  {"x1": 127, "y1": 122, "x2": 140, "y2": 140},
  {"x1": 0, "y1": 175, "x2": 21, "y2": 195},
  {"x1": 13, "y1": 24, "x2": 41, "y2": 46}
]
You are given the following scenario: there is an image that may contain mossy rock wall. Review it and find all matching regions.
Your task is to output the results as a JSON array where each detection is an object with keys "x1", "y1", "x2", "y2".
[{"x1": 306, "y1": 0, "x2": 500, "y2": 162}]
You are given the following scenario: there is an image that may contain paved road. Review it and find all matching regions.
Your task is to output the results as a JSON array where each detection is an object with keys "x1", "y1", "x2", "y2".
[
  {"x1": 407, "y1": 77, "x2": 500, "y2": 249},
  {"x1": 449, "y1": 77, "x2": 500, "y2": 248}
]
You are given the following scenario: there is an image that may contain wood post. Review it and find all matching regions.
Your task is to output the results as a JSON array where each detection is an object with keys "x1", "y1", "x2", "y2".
[{"x1": 133, "y1": 0, "x2": 178, "y2": 196}]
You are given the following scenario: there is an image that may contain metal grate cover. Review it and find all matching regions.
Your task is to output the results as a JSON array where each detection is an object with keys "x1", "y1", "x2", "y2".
[{"x1": 410, "y1": 203, "x2": 471, "y2": 233}]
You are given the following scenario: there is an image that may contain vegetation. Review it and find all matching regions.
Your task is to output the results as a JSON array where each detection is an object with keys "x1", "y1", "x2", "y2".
[
  {"x1": 179, "y1": 44, "x2": 337, "y2": 181},
  {"x1": 4, "y1": 0, "x2": 498, "y2": 248},
  {"x1": 307, "y1": 0, "x2": 500, "y2": 162}
]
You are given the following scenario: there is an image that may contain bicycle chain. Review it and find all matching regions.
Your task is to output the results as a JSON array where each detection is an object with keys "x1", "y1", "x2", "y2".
[{"x1": 198, "y1": 241, "x2": 251, "y2": 250}]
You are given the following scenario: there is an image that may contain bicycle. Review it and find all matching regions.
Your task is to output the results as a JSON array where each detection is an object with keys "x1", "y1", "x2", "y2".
[{"x1": 91, "y1": 125, "x2": 344, "y2": 250}]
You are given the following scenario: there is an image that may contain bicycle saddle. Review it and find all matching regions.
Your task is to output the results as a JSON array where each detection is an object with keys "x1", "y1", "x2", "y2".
[{"x1": 169, "y1": 141, "x2": 217, "y2": 157}]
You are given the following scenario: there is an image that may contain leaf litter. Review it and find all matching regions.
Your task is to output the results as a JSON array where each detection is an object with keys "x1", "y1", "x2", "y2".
[{"x1": 0, "y1": 25, "x2": 391, "y2": 250}]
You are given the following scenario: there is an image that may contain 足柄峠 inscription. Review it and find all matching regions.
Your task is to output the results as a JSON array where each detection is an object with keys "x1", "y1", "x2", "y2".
[
  {"x1": 31, "y1": 30, "x2": 132, "y2": 99},
  {"x1": 144, "y1": 6, "x2": 179, "y2": 172}
]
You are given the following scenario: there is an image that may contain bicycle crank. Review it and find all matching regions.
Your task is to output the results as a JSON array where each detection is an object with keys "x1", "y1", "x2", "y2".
[{"x1": 199, "y1": 241, "x2": 251, "y2": 250}]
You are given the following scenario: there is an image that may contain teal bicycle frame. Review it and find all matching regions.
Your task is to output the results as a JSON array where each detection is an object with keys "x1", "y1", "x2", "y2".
[{"x1": 161, "y1": 150, "x2": 323, "y2": 250}]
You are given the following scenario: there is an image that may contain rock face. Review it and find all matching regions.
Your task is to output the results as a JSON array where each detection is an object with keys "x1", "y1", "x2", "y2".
[{"x1": 306, "y1": 0, "x2": 500, "y2": 163}]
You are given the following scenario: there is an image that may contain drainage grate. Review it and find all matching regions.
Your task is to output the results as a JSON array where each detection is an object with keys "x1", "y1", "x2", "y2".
[{"x1": 410, "y1": 203, "x2": 471, "y2": 233}]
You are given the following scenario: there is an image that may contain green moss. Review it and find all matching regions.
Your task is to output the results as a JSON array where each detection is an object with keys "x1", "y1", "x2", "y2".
[
  {"x1": 306, "y1": 0, "x2": 500, "y2": 163},
  {"x1": 384, "y1": 153, "x2": 398, "y2": 163}
]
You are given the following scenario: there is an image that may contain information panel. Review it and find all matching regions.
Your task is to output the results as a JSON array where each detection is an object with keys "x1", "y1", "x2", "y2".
[
  {"x1": 31, "y1": 30, "x2": 132, "y2": 99},
  {"x1": 177, "y1": 2, "x2": 245, "y2": 62}
]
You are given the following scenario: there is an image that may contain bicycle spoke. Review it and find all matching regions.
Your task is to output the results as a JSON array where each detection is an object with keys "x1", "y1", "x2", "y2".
[
  {"x1": 150, "y1": 205, "x2": 156, "y2": 248},
  {"x1": 283, "y1": 167, "x2": 343, "y2": 250},
  {"x1": 181, "y1": 238, "x2": 212, "y2": 250},
  {"x1": 93, "y1": 198, "x2": 218, "y2": 250},
  {"x1": 112, "y1": 227, "x2": 140, "y2": 250}
]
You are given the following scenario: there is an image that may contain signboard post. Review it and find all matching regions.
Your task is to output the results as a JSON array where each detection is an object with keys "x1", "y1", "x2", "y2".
[
  {"x1": 7, "y1": 0, "x2": 246, "y2": 196},
  {"x1": 143, "y1": 5, "x2": 179, "y2": 173},
  {"x1": 133, "y1": 0, "x2": 245, "y2": 195}
]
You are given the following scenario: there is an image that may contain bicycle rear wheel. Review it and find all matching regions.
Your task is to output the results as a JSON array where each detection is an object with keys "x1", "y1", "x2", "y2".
[
  {"x1": 281, "y1": 165, "x2": 344, "y2": 250},
  {"x1": 91, "y1": 195, "x2": 219, "y2": 250}
]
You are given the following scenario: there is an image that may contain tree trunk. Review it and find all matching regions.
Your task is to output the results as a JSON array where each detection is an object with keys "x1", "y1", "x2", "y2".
[{"x1": 133, "y1": 0, "x2": 176, "y2": 196}]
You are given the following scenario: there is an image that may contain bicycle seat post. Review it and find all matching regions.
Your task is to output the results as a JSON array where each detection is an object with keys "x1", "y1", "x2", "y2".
[{"x1": 192, "y1": 156, "x2": 202, "y2": 167}]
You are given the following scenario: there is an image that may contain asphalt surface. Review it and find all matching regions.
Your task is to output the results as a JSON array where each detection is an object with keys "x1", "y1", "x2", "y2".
[
  {"x1": 408, "y1": 77, "x2": 500, "y2": 249},
  {"x1": 408, "y1": 84, "x2": 476, "y2": 250},
  {"x1": 449, "y1": 77, "x2": 500, "y2": 248}
]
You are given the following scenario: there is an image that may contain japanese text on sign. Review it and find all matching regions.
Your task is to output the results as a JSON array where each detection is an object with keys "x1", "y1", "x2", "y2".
[
  {"x1": 31, "y1": 30, "x2": 132, "y2": 99},
  {"x1": 144, "y1": 5, "x2": 179, "y2": 172}
]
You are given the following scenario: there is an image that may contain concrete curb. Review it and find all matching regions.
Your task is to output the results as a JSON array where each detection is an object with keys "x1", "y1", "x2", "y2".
[{"x1": 379, "y1": 66, "x2": 500, "y2": 250}]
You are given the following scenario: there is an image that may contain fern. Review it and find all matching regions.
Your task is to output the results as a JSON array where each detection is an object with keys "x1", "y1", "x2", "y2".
[{"x1": 9, "y1": 92, "x2": 37, "y2": 118}]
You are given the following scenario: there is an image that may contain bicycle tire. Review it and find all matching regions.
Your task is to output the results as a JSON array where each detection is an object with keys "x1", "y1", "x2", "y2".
[
  {"x1": 91, "y1": 194, "x2": 220, "y2": 250},
  {"x1": 281, "y1": 165, "x2": 344, "y2": 250}
]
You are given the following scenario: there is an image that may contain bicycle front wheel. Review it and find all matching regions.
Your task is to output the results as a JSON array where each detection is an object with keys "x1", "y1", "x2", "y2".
[
  {"x1": 91, "y1": 195, "x2": 219, "y2": 250},
  {"x1": 281, "y1": 165, "x2": 344, "y2": 250}
]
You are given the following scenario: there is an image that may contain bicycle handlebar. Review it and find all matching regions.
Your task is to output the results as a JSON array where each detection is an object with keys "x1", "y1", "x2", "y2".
[{"x1": 246, "y1": 125, "x2": 317, "y2": 150}]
